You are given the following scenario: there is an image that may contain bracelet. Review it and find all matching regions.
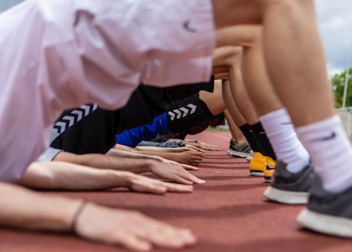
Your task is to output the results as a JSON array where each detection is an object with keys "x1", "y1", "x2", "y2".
[{"x1": 71, "y1": 200, "x2": 88, "y2": 234}]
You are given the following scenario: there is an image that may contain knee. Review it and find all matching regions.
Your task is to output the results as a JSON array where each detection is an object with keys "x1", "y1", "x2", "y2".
[
  {"x1": 213, "y1": 46, "x2": 242, "y2": 68},
  {"x1": 224, "y1": 46, "x2": 243, "y2": 60},
  {"x1": 262, "y1": 0, "x2": 315, "y2": 14}
]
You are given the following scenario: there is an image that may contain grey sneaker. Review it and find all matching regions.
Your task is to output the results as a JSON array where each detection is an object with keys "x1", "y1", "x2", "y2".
[
  {"x1": 297, "y1": 176, "x2": 352, "y2": 237},
  {"x1": 264, "y1": 160, "x2": 315, "y2": 204},
  {"x1": 227, "y1": 139, "x2": 251, "y2": 158},
  {"x1": 246, "y1": 150, "x2": 254, "y2": 162}
]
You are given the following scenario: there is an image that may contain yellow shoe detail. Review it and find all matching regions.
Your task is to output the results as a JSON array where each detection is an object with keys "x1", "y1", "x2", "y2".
[
  {"x1": 249, "y1": 152, "x2": 267, "y2": 176},
  {"x1": 263, "y1": 157, "x2": 276, "y2": 182}
]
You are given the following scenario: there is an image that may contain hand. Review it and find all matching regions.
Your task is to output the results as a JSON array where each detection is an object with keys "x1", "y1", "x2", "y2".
[
  {"x1": 122, "y1": 172, "x2": 194, "y2": 194},
  {"x1": 76, "y1": 203, "x2": 197, "y2": 251},
  {"x1": 157, "y1": 157, "x2": 199, "y2": 171},
  {"x1": 185, "y1": 141, "x2": 222, "y2": 151},
  {"x1": 176, "y1": 150, "x2": 203, "y2": 166},
  {"x1": 148, "y1": 161, "x2": 205, "y2": 185},
  {"x1": 184, "y1": 145, "x2": 206, "y2": 153}
]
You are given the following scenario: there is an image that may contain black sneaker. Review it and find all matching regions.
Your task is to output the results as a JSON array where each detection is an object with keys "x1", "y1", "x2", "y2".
[
  {"x1": 297, "y1": 176, "x2": 352, "y2": 237},
  {"x1": 263, "y1": 160, "x2": 315, "y2": 204}
]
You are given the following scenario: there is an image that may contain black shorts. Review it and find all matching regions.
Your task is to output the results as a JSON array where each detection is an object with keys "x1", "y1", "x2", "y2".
[
  {"x1": 50, "y1": 79, "x2": 214, "y2": 155},
  {"x1": 116, "y1": 78, "x2": 214, "y2": 133},
  {"x1": 166, "y1": 93, "x2": 214, "y2": 134}
]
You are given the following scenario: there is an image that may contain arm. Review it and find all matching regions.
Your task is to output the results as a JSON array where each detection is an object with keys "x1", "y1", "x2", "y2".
[
  {"x1": 107, "y1": 148, "x2": 202, "y2": 169},
  {"x1": 127, "y1": 147, "x2": 204, "y2": 166},
  {"x1": 176, "y1": 139, "x2": 222, "y2": 151},
  {"x1": 54, "y1": 150, "x2": 202, "y2": 183},
  {"x1": 0, "y1": 182, "x2": 196, "y2": 250},
  {"x1": 16, "y1": 162, "x2": 196, "y2": 192}
]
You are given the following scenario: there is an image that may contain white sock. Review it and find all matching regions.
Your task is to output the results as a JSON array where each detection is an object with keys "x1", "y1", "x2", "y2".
[
  {"x1": 296, "y1": 115, "x2": 352, "y2": 193},
  {"x1": 259, "y1": 108, "x2": 310, "y2": 173}
]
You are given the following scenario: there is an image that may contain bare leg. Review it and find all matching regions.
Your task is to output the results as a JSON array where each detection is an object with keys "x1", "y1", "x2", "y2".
[
  {"x1": 212, "y1": 3, "x2": 352, "y2": 234},
  {"x1": 199, "y1": 80, "x2": 226, "y2": 115},
  {"x1": 224, "y1": 110, "x2": 246, "y2": 144},
  {"x1": 213, "y1": 0, "x2": 334, "y2": 125},
  {"x1": 221, "y1": 79, "x2": 247, "y2": 127}
]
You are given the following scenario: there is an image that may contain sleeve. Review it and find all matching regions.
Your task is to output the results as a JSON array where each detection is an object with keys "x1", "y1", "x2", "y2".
[
  {"x1": 72, "y1": 0, "x2": 215, "y2": 109},
  {"x1": 36, "y1": 148, "x2": 63, "y2": 162}
]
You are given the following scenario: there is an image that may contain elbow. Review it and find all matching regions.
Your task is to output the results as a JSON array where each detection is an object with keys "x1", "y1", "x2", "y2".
[{"x1": 16, "y1": 163, "x2": 57, "y2": 189}]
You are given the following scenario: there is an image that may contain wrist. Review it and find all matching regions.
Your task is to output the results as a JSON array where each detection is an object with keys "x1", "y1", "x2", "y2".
[
  {"x1": 145, "y1": 159, "x2": 158, "y2": 172},
  {"x1": 71, "y1": 201, "x2": 88, "y2": 234}
]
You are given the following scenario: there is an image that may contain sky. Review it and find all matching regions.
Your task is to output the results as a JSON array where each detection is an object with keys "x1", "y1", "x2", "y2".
[
  {"x1": 314, "y1": 0, "x2": 352, "y2": 76},
  {"x1": 1, "y1": 0, "x2": 351, "y2": 77}
]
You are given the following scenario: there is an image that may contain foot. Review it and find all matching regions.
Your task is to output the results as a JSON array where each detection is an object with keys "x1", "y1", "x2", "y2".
[
  {"x1": 297, "y1": 176, "x2": 352, "y2": 237},
  {"x1": 249, "y1": 152, "x2": 267, "y2": 177},
  {"x1": 263, "y1": 160, "x2": 315, "y2": 204},
  {"x1": 227, "y1": 139, "x2": 251, "y2": 158},
  {"x1": 246, "y1": 150, "x2": 254, "y2": 162},
  {"x1": 263, "y1": 157, "x2": 276, "y2": 183}
]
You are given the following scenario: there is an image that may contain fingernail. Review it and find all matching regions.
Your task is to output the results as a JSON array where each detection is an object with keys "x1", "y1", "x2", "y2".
[{"x1": 182, "y1": 230, "x2": 197, "y2": 243}]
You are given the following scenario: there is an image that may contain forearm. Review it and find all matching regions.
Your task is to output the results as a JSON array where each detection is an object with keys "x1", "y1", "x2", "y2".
[
  {"x1": 106, "y1": 149, "x2": 163, "y2": 163},
  {"x1": 113, "y1": 144, "x2": 138, "y2": 152},
  {"x1": 134, "y1": 151, "x2": 184, "y2": 163},
  {"x1": 0, "y1": 182, "x2": 80, "y2": 231},
  {"x1": 54, "y1": 151, "x2": 152, "y2": 173},
  {"x1": 135, "y1": 146, "x2": 187, "y2": 153},
  {"x1": 16, "y1": 162, "x2": 138, "y2": 190}
]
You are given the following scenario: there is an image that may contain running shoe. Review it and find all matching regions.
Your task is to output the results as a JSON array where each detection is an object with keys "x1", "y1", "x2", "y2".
[
  {"x1": 228, "y1": 139, "x2": 251, "y2": 158},
  {"x1": 263, "y1": 157, "x2": 276, "y2": 183},
  {"x1": 249, "y1": 152, "x2": 267, "y2": 176},
  {"x1": 297, "y1": 176, "x2": 352, "y2": 237},
  {"x1": 263, "y1": 160, "x2": 315, "y2": 204},
  {"x1": 246, "y1": 150, "x2": 254, "y2": 162}
]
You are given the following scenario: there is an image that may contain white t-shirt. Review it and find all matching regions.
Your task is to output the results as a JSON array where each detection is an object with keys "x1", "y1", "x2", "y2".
[{"x1": 0, "y1": 0, "x2": 215, "y2": 182}]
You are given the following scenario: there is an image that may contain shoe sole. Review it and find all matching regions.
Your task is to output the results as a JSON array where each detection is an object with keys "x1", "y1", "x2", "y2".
[
  {"x1": 264, "y1": 176, "x2": 272, "y2": 183},
  {"x1": 250, "y1": 170, "x2": 264, "y2": 177},
  {"x1": 227, "y1": 149, "x2": 249, "y2": 158},
  {"x1": 297, "y1": 208, "x2": 352, "y2": 237},
  {"x1": 263, "y1": 186, "x2": 308, "y2": 204}
]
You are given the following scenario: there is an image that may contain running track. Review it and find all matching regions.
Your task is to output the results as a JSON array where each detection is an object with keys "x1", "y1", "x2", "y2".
[{"x1": 1, "y1": 130, "x2": 352, "y2": 252}]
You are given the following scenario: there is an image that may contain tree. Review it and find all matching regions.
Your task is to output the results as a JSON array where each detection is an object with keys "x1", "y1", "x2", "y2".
[{"x1": 332, "y1": 68, "x2": 352, "y2": 108}]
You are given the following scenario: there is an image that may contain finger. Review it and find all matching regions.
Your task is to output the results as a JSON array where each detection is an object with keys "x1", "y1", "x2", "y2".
[
  {"x1": 180, "y1": 164, "x2": 198, "y2": 170},
  {"x1": 191, "y1": 156, "x2": 203, "y2": 162},
  {"x1": 172, "y1": 176, "x2": 194, "y2": 185},
  {"x1": 160, "y1": 182, "x2": 193, "y2": 193},
  {"x1": 192, "y1": 147, "x2": 206, "y2": 153},
  {"x1": 194, "y1": 153, "x2": 204, "y2": 158},
  {"x1": 118, "y1": 234, "x2": 152, "y2": 252},
  {"x1": 178, "y1": 148, "x2": 192, "y2": 152},
  {"x1": 180, "y1": 173, "x2": 205, "y2": 184},
  {"x1": 131, "y1": 183, "x2": 167, "y2": 194},
  {"x1": 139, "y1": 221, "x2": 197, "y2": 248}
]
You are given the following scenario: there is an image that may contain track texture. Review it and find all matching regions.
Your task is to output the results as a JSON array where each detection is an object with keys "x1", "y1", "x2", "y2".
[{"x1": 1, "y1": 130, "x2": 352, "y2": 252}]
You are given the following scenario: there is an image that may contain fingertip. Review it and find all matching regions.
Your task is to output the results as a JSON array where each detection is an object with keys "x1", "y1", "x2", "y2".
[
  {"x1": 157, "y1": 187, "x2": 167, "y2": 194},
  {"x1": 137, "y1": 241, "x2": 153, "y2": 252},
  {"x1": 181, "y1": 229, "x2": 197, "y2": 244}
]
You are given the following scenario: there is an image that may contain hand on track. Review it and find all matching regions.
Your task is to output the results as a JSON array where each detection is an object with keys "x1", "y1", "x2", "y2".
[
  {"x1": 76, "y1": 204, "x2": 197, "y2": 251},
  {"x1": 123, "y1": 172, "x2": 195, "y2": 193},
  {"x1": 149, "y1": 161, "x2": 205, "y2": 185}
]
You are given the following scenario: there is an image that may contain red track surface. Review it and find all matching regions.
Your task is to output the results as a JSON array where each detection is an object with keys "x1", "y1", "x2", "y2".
[{"x1": 1, "y1": 130, "x2": 352, "y2": 252}]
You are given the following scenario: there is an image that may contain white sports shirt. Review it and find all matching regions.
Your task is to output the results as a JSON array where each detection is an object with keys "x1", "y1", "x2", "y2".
[{"x1": 0, "y1": 0, "x2": 215, "y2": 182}]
